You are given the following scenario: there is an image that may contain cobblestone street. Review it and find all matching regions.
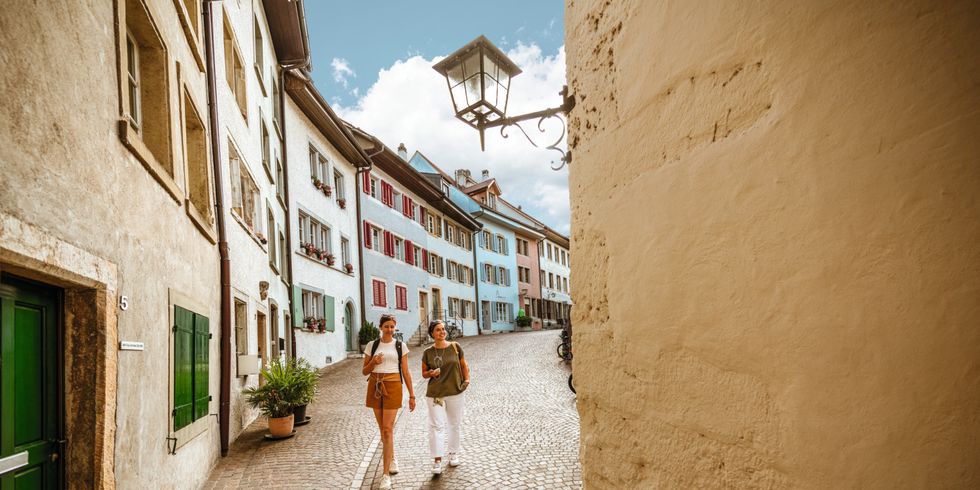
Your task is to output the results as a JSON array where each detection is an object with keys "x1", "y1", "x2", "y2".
[{"x1": 205, "y1": 330, "x2": 581, "y2": 489}]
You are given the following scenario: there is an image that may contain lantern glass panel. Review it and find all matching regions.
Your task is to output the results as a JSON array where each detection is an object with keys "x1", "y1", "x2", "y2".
[
  {"x1": 464, "y1": 75, "x2": 482, "y2": 108},
  {"x1": 450, "y1": 83, "x2": 468, "y2": 114},
  {"x1": 462, "y1": 50, "x2": 481, "y2": 80},
  {"x1": 447, "y1": 62, "x2": 464, "y2": 86},
  {"x1": 484, "y1": 73, "x2": 498, "y2": 108}
]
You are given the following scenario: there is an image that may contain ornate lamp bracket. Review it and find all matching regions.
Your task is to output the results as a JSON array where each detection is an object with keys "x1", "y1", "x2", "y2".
[{"x1": 478, "y1": 86, "x2": 576, "y2": 171}]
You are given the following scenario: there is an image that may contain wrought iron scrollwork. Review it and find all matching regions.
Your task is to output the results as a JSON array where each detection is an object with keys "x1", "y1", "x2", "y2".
[{"x1": 499, "y1": 114, "x2": 570, "y2": 170}]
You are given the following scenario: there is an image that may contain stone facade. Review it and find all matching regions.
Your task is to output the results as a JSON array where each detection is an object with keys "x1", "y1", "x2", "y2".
[{"x1": 567, "y1": 0, "x2": 980, "y2": 487}]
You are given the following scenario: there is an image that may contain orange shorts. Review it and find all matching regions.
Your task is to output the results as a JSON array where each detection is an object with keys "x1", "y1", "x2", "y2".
[{"x1": 366, "y1": 373, "x2": 403, "y2": 409}]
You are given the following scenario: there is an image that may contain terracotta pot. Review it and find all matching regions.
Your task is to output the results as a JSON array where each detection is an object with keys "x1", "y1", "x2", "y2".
[{"x1": 268, "y1": 413, "x2": 294, "y2": 437}]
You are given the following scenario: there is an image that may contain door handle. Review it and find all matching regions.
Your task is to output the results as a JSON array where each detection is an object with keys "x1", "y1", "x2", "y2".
[{"x1": 0, "y1": 451, "x2": 28, "y2": 476}]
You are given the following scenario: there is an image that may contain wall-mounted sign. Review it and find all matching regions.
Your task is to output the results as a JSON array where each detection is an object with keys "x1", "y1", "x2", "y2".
[{"x1": 119, "y1": 341, "x2": 144, "y2": 351}]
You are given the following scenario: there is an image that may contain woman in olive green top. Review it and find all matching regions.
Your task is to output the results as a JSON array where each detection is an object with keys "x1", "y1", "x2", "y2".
[{"x1": 421, "y1": 321, "x2": 470, "y2": 475}]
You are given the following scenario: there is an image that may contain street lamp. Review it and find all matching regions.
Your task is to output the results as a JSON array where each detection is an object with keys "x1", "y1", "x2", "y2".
[{"x1": 433, "y1": 35, "x2": 575, "y2": 169}]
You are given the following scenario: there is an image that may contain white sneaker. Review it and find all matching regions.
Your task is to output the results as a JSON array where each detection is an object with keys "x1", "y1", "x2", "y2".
[
  {"x1": 389, "y1": 458, "x2": 399, "y2": 475},
  {"x1": 431, "y1": 460, "x2": 443, "y2": 475},
  {"x1": 379, "y1": 474, "x2": 392, "y2": 489},
  {"x1": 448, "y1": 453, "x2": 460, "y2": 467}
]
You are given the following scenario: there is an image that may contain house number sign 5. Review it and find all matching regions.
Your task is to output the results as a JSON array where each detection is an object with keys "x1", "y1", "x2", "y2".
[{"x1": 119, "y1": 295, "x2": 129, "y2": 311}]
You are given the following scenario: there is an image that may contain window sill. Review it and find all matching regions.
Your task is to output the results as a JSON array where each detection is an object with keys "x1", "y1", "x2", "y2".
[
  {"x1": 296, "y1": 250, "x2": 346, "y2": 274},
  {"x1": 170, "y1": 413, "x2": 209, "y2": 450},
  {"x1": 277, "y1": 193, "x2": 287, "y2": 212},
  {"x1": 263, "y1": 160, "x2": 275, "y2": 185},
  {"x1": 231, "y1": 212, "x2": 268, "y2": 251},
  {"x1": 118, "y1": 120, "x2": 182, "y2": 204},
  {"x1": 186, "y1": 199, "x2": 218, "y2": 244},
  {"x1": 172, "y1": 0, "x2": 205, "y2": 72}
]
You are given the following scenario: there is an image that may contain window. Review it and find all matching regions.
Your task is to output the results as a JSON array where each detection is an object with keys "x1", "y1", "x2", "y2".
[
  {"x1": 488, "y1": 194, "x2": 497, "y2": 209},
  {"x1": 392, "y1": 190, "x2": 402, "y2": 213},
  {"x1": 125, "y1": 32, "x2": 141, "y2": 131},
  {"x1": 271, "y1": 76, "x2": 282, "y2": 131},
  {"x1": 563, "y1": 277, "x2": 569, "y2": 293},
  {"x1": 541, "y1": 270, "x2": 546, "y2": 285},
  {"x1": 261, "y1": 117, "x2": 271, "y2": 176},
  {"x1": 234, "y1": 299, "x2": 247, "y2": 355},
  {"x1": 253, "y1": 16, "x2": 264, "y2": 83},
  {"x1": 298, "y1": 211, "x2": 332, "y2": 257},
  {"x1": 395, "y1": 285, "x2": 408, "y2": 310},
  {"x1": 173, "y1": 305, "x2": 210, "y2": 431},
  {"x1": 223, "y1": 17, "x2": 247, "y2": 117},
  {"x1": 370, "y1": 226, "x2": 382, "y2": 253},
  {"x1": 497, "y1": 236, "x2": 505, "y2": 254},
  {"x1": 492, "y1": 302, "x2": 513, "y2": 323},
  {"x1": 267, "y1": 208, "x2": 277, "y2": 272},
  {"x1": 309, "y1": 146, "x2": 328, "y2": 186},
  {"x1": 275, "y1": 159, "x2": 284, "y2": 203},
  {"x1": 278, "y1": 231, "x2": 287, "y2": 280},
  {"x1": 549, "y1": 273, "x2": 555, "y2": 289},
  {"x1": 341, "y1": 237, "x2": 350, "y2": 266},
  {"x1": 447, "y1": 225, "x2": 455, "y2": 245},
  {"x1": 483, "y1": 264, "x2": 492, "y2": 283},
  {"x1": 446, "y1": 260, "x2": 456, "y2": 281},
  {"x1": 372, "y1": 279, "x2": 387, "y2": 307},
  {"x1": 393, "y1": 236, "x2": 404, "y2": 261},
  {"x1": 183, "y1": 91, "x2": 213, "y2": 229},
  {"x1": 547, "y1": 244, "x2": 553, "y2": 260},
  {"x1": 334, "y1": 170, "x2": 345, "y2": 202},
  {"x1": 229, "y1": 143, "x2": 261, "y2": 234},
  {"x1": 302, "y1": 289, "x2": 322, "y2": 320},
  {"x1": 413, "y1": 246, "x2": 422, "y2": 268},
  {"x1": 121, "y1": 0, "x2": 174, "y2": 181},
  {"x1": 449, "y1": 298, "x2": 460, "y2": 318},
  {"x1": 370, "y1": 177, "x2": 379, "y2": 199}
]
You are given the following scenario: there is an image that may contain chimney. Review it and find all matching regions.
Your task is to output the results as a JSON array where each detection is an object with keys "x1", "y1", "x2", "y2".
[
  {"x1": 397, "y1": 143, "x2": 407, "y2": 160},
  {"x1": 481, "y1": 169, "x2": 490, "y2": 181},
  {"x1": 455, "y1": 169, "x2": 471, "y2": 187}
]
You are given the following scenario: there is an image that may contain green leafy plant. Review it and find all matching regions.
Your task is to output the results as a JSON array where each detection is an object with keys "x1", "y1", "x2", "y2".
[
  {"x1": 359, "y1": 320, "x2": 379, "y2": 346},
  {"x1": 515, "y1": 315, "x2": 533, "y2": 328},
  {"x1": 242, "y1": 358, "x2": 306, "y2": 418},
  {"x1": 293, "y1": 358, "x2": 319, "y2": 405}
]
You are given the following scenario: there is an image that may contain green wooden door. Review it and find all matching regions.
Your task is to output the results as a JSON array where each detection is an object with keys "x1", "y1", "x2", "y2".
[{"x1": 0, "y1": 275, "x2": 61, "y2": 489}]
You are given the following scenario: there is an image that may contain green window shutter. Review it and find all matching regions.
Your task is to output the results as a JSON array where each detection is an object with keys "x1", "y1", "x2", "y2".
[
  {"x1": 173, "y1": 306, "x2": 194, "y2": 431},
  {"x1": 193, "y1": 313, "x2": 210, "y2": 422},
  {"x1": 323, "y1": 294, "x2": 335, "y2": 332},
  {"x1": 291, "y1": 285, "x2": 304, "y2": 328}
]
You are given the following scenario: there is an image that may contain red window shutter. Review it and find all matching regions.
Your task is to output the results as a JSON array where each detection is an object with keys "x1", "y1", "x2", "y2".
[
  {"x1": 419, "y1": 207, "x2": 427, "y2": 226},
  {"x1": 364, "y1": 222, "x2": 372, "y2": 248},
  {"x1": 422, "y1": 250, "x2": 429, "y2": 270},
  {"x1": 380, "y1": 181, "x2": 388, "y2": 205},
  {"x1": 381, "y1": 283, "x2": 387, "y2": 307},
  {"x1": 383, "y1": 231, "x2": 392, "y2": 257},
  {"x1": 405, "y1": 240, "x2": 414, "y2": 265},
  {"x1": 362, "y1": 171, "x2": 370, "y2": 191},
  {"x1": 408, "y1": 198, "x2": 415, "y2": 219}
]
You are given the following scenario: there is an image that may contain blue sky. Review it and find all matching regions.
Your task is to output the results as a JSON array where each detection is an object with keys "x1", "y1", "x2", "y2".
[
  {"x1": 305, "y1": 1, "x2": 565, "y2": 107},
  {"x1": 303, "y1": 1, "x2": 571, "y2": 235}
]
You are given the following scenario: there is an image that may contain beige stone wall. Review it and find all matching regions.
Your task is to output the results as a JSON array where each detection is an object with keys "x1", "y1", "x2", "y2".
[
  {"x1": 0, "y1": 0, "x2": 220, "y2": 488},
  {"x1": 566, "y1": 1, "x2": 980, "y2": 488}
]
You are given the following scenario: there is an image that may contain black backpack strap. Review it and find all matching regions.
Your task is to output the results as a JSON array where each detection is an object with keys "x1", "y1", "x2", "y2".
[
  {"x1": 395, "y1": 341, "x2": 404, "y2": 384},
  {"x1": 369, "y1": 340, "x2": 380, "y2": 358}
]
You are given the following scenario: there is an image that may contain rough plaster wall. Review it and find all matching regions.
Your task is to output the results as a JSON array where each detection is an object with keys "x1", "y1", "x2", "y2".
[
  {"x1": 566, "y1": 1, "x2": 980, "y2": 488},
  {"x1": 0, "y1": 0, "x2": 220, "y2": 488}
]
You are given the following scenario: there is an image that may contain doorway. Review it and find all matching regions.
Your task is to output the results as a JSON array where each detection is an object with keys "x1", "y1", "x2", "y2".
[
  {"x1": 418, "y1": 291, "x2": 428, "y2": 327},
  {"x1": 0, "y1": 274, "x2": 63, "y2": 487},
  {"x1": 257, "y1": 311, "x2": 267, "y2": 383},
  {"x1": 344, "y1": 302, "x2": 355, "y2": 352},
  {"x1": 481, "y1": 300, "x2": 491, "y2": 331},
  {"x1": 270, "y1": 305, "x2": 280, "y2": 359},
  {"x1": 431, "y1": 287, "x2": 442, "y2": 320}
]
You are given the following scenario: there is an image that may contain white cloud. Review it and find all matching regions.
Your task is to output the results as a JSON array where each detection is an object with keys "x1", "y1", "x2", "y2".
[
  {"x1": 331, "y1": 58, "x2": 356, "y2": 88},
  {"x1": 335, "y1": 43, "x2": 570, "y2": 236}
]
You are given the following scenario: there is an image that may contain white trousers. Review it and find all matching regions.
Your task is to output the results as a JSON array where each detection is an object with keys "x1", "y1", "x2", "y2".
[{"x1": 426, "y1": 393, "x2": 464, "y2": 459}]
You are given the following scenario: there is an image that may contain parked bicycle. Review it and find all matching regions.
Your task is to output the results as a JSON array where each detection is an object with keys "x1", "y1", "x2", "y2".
[
  {"x1": 446, "y1": 322, "x2": 462, "y2": 340},
  {"x1": 568, "y1": 373, "x2": 575, "y2": 394},
  {"x1": 394, "y1": 329, "x2": 405, "y2": 343},
  {"x1": 557, "y1": 328, "x2": 572, "y2": 361}
]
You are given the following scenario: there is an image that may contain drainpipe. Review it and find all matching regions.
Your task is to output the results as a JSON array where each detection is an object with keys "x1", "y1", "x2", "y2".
[
  {"x1": 278, "y1": 66, "x2": 297, "y2": 360},
  {"x1": 471, "y1": 230, "x2": 482, "y2": 335},
  {"x1": 356, "y1": 145, "x2": 383, "y2": 337},
  {"x1": 203, "y1": 0, "x2": 232, "y2": 457}
]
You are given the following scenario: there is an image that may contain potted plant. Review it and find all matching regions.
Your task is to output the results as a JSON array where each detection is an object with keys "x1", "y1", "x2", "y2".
[
  {"x1": 338, "y1": 198, "x2": 347, "y2": 209},
  {"x1": 326, "y1": 253, "x2": 336, "y2": 267},
  {"x1": 303, "y1": 316, "x2": 317, "y2": 332},
  {"x1": 242, "y1": 359, "x2": 305, "y2": 437},
  {"x1": 317, "y1": 318, "x2": 327, "y2": 333},
  {"x1": 303, "y1": 243, "x2": 317, "y2": 256},
  {"x1": 344, "y1": 263, "x2": 354, "y2": 274},
  {"x1": 358, "y1": 320, "x2": 379, "y2": 353},
  {"x1": 313, "y1": 178, "x2": 323, "y2": 190},
  {"x1": 256, "y1": 232, "x2": 268, "y2": 245},
  {"x1": 515, "y1": 315, "x2": 533, "y2": 329},
  {"x1": 322, "y1": 185, "x2": 332, "y2": 197},
  {"x1": 291, "y1": 358, "x2": 318, "y2": 424}
]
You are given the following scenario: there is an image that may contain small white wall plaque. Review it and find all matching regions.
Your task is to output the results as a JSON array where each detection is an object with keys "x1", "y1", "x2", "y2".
[{"x1": 120, "y1": 341, "x2": 144, "y2": 351}]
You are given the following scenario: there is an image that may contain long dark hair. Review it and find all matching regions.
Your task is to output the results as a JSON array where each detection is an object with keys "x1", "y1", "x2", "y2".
[{"x1": 427, "y1": 320, "x2": 444, "y2": 338}]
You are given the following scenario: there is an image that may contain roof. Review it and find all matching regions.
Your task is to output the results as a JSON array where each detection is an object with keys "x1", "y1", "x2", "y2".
[
  {"x1": 284, "y1": 70, "x2": 371, "y2": 168},
  {"x1": 262, "y1": 0, "x2": 310, "y2": 67},
  {"x1": 344, "y1": 125, "x2": 482, "y2": 231}
]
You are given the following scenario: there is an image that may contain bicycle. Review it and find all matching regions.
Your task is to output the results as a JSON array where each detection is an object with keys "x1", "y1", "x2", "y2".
[
  {"x1": 557, "y1": 329, "x2": 572, "y2": 361},
  {"x1": 394, "y1": 329, "x2": 404, "y2": 343},
  {"x1": 446, "y1": 322, "x2": 462, "y2": 340}
]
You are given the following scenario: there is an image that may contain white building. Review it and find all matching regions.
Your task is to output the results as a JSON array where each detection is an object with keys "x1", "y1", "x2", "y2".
[
  {"x1": 539, "y1": 228, "x2": 572, "y2": 326},
  {"x1": 283, "y1": 69, "x2": 369, "y2": 367}
]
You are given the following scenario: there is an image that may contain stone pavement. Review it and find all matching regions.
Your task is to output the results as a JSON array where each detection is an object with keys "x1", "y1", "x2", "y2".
[{"x1": 204, "y1": 330, "x2": 580, "y2": 489}]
